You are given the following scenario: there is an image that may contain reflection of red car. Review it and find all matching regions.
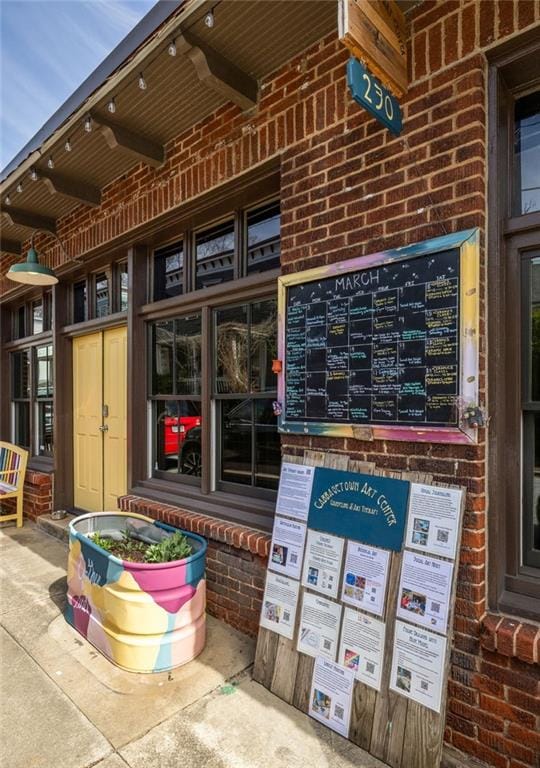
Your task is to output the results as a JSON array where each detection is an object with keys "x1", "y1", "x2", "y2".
[{"x1": 164, "y1": 415, "x2": 201, "y2": 455}]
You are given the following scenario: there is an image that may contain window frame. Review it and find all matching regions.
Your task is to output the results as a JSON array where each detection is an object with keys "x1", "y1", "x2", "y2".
[
  {"x1": 487, "y1": 31, "x2": 540, "y2": 619},
  {"x1": 9, "y1": 340, "x2": 55, "y2": 463},
  {"x1": 140, "y1": 195, "x2": 281, "y2": 525},
  {"x1": 69, "y1": 259, "x2": 128, "y2": 324}
]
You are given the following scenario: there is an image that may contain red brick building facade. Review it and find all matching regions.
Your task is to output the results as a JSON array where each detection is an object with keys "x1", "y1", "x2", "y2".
[{"x1": 1, "y1": 3, "x2": 539, "y2": 767}]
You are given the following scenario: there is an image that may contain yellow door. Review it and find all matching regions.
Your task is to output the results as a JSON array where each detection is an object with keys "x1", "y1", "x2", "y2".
[
  {"x1": 73, "y1": 327, "x2": 127, "y2": 511},
  {"x1": 103, "y1": 326, "x2": 127, "y2": 510}
]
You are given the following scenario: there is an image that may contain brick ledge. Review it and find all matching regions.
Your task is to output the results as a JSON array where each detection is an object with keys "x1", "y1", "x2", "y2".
[
  {"x1": 118, "y1": 494, "x2": 271, "y2": 558},
  {"x1": 480, "y1": 612, "x2": 540, "y2": 665}
]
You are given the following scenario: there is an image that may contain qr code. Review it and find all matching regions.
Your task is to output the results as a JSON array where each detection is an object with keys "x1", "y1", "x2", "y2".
[
  {"x1": 437, "y1": 530, "x2": 449, "y2": 543},
  {"x1": 290, "y1": 553, "x2": 297, "y2": 564},
  {"x1": 283, "y1": 611, "x2": 290, "y2": 622},
  {"x1": 421, "y1": 680, "x2": 428, "y2": 691},
  {"x1": 366, "y1": 662, "x2": 375, "y2": 674},
  {"x1": 323, "y1": 639, "x2": 331, "y2": 651},
  {"x1": 334, "y1": 705, "x2": 344, "y2": 720},
  {"x1": 431, "y1": 602, "x2": 440, "y2": 614}
]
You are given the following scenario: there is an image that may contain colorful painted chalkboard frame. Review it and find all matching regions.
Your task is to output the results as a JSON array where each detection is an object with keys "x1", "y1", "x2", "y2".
[{"x1": 277, "y1": 228, "x2": 480, "y2": 444}]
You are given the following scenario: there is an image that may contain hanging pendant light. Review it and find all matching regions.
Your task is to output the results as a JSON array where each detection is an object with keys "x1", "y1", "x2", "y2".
[{"x1": 6, "y1": 232, "x2": 60, "y2": 285}]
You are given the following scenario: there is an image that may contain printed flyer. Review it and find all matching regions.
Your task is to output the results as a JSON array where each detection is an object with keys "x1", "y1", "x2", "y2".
[
  {"x1": 396, "y1": 551, "x2": 453, "y2": 635},
  {"x1": 301, "y1": 530, "x2": 345, "y2": 599},
  {"x1": 338, "y1": 607, "x2": 385, "y2": 691},
  {"x1": 275, "y1": 462, "x2": 316, "y2": 522},
  {"x1": 297, "y1": 592, "x2": 342, "y2": 660},
  {"x1": 309, "y1": 656, "x2": 354, "y2": 738},
  {"x1": 341, "y1": 541, "x2": 390, "y2": 616},
  {"x1": 389, "y1": 620, "x2": 447, "y2": 713},
  {"x1": 260, "y1": 571, "x2": 300, "y2": 640},
  {"x1": 405, "y1": 483, "x2": 462, "y2": 559},
  {"x1": 269, "y1": 516, "x2": 307, "y2": 580}
]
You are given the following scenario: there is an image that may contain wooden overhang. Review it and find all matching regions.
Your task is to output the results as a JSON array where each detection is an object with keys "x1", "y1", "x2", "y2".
[{"x1": 0, "y1": 0, "x2": 337, "y2": 285}]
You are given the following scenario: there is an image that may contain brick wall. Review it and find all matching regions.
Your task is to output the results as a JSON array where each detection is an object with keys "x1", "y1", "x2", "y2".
[
  {"x1": 119, "y1": 495, "x2": 269, "y2": 638},
  {"x1": 2, "y1": 2, "x2": 539, "y2": 766},
  {"x1": 0, "y1": 469, "x2": 53, "y2": 521}
]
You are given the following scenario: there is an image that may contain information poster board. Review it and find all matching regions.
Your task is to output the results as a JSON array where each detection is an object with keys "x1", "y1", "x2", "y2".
[
  {"x1": 277, "y1": 230, "x2": 480, "y2": 444},
  {"x1": 254, "y1": 451, "x2": 465, "y2": 768}
]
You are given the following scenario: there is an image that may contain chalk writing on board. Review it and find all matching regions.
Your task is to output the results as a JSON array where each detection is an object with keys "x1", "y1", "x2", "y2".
[{"x1": 284, "y1": 249, "x2": 460, "y2": 428}]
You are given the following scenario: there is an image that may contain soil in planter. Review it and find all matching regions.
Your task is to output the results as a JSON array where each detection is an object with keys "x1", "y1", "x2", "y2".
[{"x1": 90, "y1": 530, "x2": 192, "y2": 564}]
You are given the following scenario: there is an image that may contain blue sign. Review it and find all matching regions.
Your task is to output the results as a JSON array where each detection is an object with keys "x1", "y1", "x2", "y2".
[
  {"x1": 346, "y1": 57, "x2": 403, "y2": 135},
  {"x1": 308, "y1": 468, "x2": 410, "y2": 551}
]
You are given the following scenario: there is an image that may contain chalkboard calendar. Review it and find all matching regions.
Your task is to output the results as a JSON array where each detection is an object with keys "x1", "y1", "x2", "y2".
[{"x1": 277, "y1": 230, "x2": 480, "y2": 444}]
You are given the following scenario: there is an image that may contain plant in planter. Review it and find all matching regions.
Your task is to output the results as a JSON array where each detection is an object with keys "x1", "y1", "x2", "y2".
[
  {"x1": 66, "y1": 512, "x2": 207, "y2": 673},
  {"x1": 89, "y1": 529, "x2": 193, "y2": 564}
]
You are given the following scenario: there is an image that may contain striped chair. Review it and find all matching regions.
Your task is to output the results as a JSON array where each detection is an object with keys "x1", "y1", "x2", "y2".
[{"x1": 0, "y1": 442, "x2": 29, "y2": 527}]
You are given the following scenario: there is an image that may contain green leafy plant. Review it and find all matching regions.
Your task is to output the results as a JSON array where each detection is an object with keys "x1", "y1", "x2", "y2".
[
  {"x1": 89, "y1": 529, "x2": 192, "y2": 563},
  {"x1": 144, "y1": 531, "x2": 193, "y2": 563},
  {"x1": 90, "y1": 532, "x2": 116, "y2": 553}
]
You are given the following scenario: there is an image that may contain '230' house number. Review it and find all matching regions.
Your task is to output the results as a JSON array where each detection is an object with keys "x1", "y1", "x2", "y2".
[{"x1": 346, "y1": 58, "x2": 403, "y2": 135}]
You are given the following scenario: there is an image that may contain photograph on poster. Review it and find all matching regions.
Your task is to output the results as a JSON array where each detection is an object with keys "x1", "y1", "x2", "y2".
[
  {"x1": 269, "y1": 516, "x2": 307, "y2": 580},
  {"x1": 338, "y1": 607, "x2": 385, "y2": 691},
  {"x1": 309, "y1": 657, "x2": 354, "y2": 738},
  {"x1": 405, "y1": 483, "x2": 462, "y2": 559},
  {"x1": 396, "y1": 550, "x2": 453, "y2": 634},
  {"x1": 297, "y1": 591, "x2": 342, "y2": 660},
  {"x1": 259, "y1": 571, "x2": 300, "y2": 640},
  {"x1": 275, "y1": 462, "x2": 316, "y2": 522},
  {"x1": 301, "y1": 530, "x2": 345, "y2": 599},
  {"x1": 389, "y1": 620, "x2": 447, "y2": 713},
  {"x1": 341, "y1": 542, "x2": 390, "y2": 616}
]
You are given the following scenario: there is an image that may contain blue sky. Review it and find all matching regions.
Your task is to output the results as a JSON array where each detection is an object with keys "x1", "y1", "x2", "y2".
[{"x1": 0, "y1": 0, "x2": 158, "y2": 171}]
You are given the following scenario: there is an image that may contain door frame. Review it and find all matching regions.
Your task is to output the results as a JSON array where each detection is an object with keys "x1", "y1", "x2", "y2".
[{"x1": 54, "y1": 315, "x2": 128, "y2": 511}]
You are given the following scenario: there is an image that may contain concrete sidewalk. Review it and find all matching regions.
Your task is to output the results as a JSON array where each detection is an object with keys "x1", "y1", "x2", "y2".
[{"x1": 0, "y1": 522, "x2": 388, "y2": 768}]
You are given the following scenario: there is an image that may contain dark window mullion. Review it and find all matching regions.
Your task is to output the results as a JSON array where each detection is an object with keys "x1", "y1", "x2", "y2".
[{"x1": 201, "y1": 306, "x2": 211, "y2": 494}]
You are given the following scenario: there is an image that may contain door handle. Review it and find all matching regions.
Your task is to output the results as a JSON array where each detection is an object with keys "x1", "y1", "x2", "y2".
[{"x1": 99, "y1": 424, "x2": 109, "y2": 432}]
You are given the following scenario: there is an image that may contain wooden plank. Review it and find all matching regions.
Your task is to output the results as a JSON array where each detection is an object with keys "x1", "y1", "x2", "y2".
[
  {"x1": 339, "y1": 0, "x2": 408, "y2": 97},
  {"x1": 271, "y1": 634, "x2": 300, "y2": 703},
  {"x1": 350, "y1": 681, "x2": 378, "y2": 751},
  {"x1": 400, "y1": 481, "x2": 466, "y2": 768},
  {"x1": 292, "y1": 651, "x2": 315, "y2": 712},
  {"x1": 252, "y1": 626, "x2": 280, "y2": 688},
  {"x1": 369, "y1": 550, "x2": 408, "y2": 767},
  {"x1": 347, "y1": 458, "x2": 379, "y2": 751}
]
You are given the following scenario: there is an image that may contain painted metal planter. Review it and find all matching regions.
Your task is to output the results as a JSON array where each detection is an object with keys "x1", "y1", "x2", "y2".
[{"x1": 66, "y1": 511, "x2": 207, "y2": 673}]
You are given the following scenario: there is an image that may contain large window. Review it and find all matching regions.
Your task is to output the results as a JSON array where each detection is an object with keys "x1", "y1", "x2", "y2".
[
  {"x1": 150, "y1": 315, "x2": 202, "y2": 482},
  {"x1": 215, "y1": 299, "x2": 279, "y2": 491},
  {"x1": 488, "y1": 36, "x2": 540, "y2": 618},
  {"x1": 11, "y1": 343, "x2": 54, "y2": 458},
  {"x1": 146, "y1": 198, "x2": 281, "y2": 507},
  {"x1": 522, "y1": 254, "x2": 540, "y2": 569}
]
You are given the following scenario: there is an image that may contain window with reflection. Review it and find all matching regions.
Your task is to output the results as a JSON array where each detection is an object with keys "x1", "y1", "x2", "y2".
[
  {"x1": 10, "y1": 346, "x2": 53, "y2": 457},
  {"x1": 118, "y1": 262, "x2": 128, "y2": 311},
  {"x1": 32, "y1": 300, "x2": 43, "y2": 335},
  {"x1": 150, "y1": 314, "x2": 202, "y2": 482},
  {"x1": 523, "y1": 255, "x2": 540, "y2": 568},
  {"x1": 154, "y1": 241, "x2": 183, "y2": 300},
  {"x1": 514, "y1": 91, "x2": 540, "y2": 216},
  {"x1": 95, "y1": 272, "x2": 109, "y2": 318},
  {"x1": 247, "y1": 202, "x2": 281, "y2": 274},
  {"x1": 196, "y1": 221, "x2": 235, "y2": 290},
  {"x1": 214, "y1": 298, "x2": 279, "y2": 492},
  {"x1": 35, "y1": 344, "x2": 53, "y2": 456}
]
